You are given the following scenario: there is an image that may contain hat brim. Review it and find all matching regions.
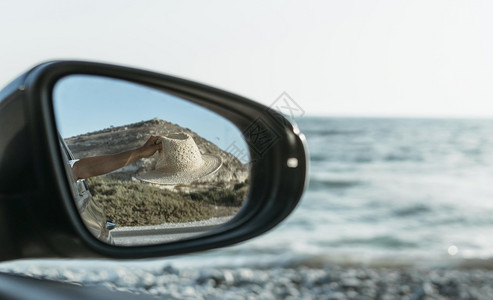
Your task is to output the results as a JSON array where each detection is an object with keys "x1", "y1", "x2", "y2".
[{"x1": 136, "y1": 154, "x2": 222, "y2": 185}]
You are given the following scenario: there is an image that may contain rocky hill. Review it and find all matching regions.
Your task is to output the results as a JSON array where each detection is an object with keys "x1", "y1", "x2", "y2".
[{"x1": 65, "y1": 119, "x2": 248, "y2": 187}]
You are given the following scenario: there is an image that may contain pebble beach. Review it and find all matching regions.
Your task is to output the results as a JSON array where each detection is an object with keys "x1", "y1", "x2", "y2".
[{"x1": 2, "y1": 261, "x2": 493, "y2": 299}]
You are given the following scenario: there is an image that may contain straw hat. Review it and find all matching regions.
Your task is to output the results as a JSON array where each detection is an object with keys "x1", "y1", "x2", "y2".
[{"x1": 137, "y1": 132, "x2": 222, "y2": 185}]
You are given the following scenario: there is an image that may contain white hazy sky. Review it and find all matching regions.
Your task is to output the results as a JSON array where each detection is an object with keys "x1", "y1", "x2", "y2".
[{"x1": 1, "y1": 0, "x2": 493, "y2": 117}]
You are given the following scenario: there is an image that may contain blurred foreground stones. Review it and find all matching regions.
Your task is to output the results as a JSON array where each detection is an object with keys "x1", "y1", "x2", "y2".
[{"x1": 3, "y1": 264, "x2": 493, "y2": 299}]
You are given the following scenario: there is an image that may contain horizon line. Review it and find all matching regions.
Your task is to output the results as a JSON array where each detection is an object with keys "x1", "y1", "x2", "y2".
[{"x1": 300, "y1": 114, "x2": 493, "y2": 120}]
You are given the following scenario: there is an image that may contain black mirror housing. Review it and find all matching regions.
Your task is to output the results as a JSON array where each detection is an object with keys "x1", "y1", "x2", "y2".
[{"x1": 0, "y1": 61, "x2": 307, "y2": 260}]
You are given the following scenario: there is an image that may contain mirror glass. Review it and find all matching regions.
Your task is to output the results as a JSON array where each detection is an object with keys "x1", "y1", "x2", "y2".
[{"x1": 53, "y1": 75, "x2": 250, "y2": 246}]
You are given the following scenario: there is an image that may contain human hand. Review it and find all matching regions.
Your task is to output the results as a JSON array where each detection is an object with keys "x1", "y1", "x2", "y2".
[{"x1": 138, "y1": 135, "x2": 163, "y2": 158}]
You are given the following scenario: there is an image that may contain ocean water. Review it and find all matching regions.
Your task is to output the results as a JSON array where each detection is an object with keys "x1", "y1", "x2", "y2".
[
  {"x1": 167, "y1": 117, "x2": 493, "y2": 268},
  {"x1": 3, "y1": 117, "x2": 493, "y2": 273},
  {"x1": 3, "y1": 117, "x2": 493, "y2": 299}
]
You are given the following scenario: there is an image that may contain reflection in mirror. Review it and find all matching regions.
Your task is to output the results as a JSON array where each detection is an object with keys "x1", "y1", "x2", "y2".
[{"x1": 53, "y1": 75, "x2": 250, "y2": 246}]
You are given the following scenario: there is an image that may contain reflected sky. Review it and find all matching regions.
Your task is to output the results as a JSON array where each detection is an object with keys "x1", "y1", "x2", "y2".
[{"x1": 53, "y1": 75, "x2": 248, "y2": 157}]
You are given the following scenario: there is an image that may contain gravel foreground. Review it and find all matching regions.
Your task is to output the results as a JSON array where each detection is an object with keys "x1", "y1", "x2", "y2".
[{"x1": 3, "y1": 264, "x2": 493, "y2": 299}]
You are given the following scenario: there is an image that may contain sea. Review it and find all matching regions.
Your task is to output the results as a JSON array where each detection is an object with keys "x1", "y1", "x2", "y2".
[
  {"x1": 3, "y1": 117, "x2": 493, "y2": 272},
  {"x1": 167, "y1": 117, "x2": 493, "y2": 269}
]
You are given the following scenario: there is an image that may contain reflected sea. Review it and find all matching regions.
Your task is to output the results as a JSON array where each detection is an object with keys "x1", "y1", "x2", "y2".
[{"x1": 171, "y1": 117, "x2": 493, "y2": 269}]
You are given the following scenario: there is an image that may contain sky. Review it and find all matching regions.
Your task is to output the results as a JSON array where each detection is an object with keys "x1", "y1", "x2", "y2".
[
  {"x1": 53, "y1": 74, "x2": 248, "y2": 157},
  {"x1": 1, "y1": 1, "x2": 493, "y2": 117}
]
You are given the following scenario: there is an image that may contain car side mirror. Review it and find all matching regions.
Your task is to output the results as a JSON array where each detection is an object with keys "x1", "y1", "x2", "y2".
[{"x1": 0, "y1": 61, "x2": 307, "y2": 260}]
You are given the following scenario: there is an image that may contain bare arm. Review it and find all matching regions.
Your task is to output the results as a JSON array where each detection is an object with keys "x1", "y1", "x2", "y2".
[{"x1": 71, "y1": 135, "x2": 162, "y2": 181}]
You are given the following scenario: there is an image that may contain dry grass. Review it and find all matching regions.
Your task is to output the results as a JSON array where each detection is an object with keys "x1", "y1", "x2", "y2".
[{"x1": 86, "y1": 176, "x2": 248, "y2": 227}]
